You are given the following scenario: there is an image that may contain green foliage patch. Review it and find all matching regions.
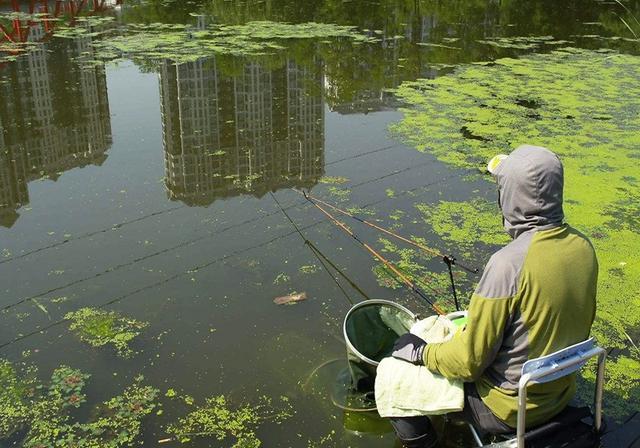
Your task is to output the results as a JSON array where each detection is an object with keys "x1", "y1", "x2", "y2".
[
  {"x1": 415, "y1": 199, "x2": 510, "y2": 256},
  {"x1": 0, "y1": 360, "x2": 158, "y2": 447},
  {"x1": 371, "y1": 237, "x2": 471, "y2": 310},
  {"x1": 65, "y1": 308, "x2": 149, "y2": 358},
  {"x1": 0, "y1": 359, "x2": 37, "y2": 438},
  {"x1": 89, "y1": 20, "x2": 376, "y2": 64},
  {"x1": 165, "y1": 394, "x2": 292, "y2": 446},
  {"x1": 390, "y1": 47, "x2": 640, "y2": 419}
]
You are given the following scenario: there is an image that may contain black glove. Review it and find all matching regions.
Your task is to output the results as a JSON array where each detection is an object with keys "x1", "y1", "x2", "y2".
[{"x1": 391, "y1": 333, "x2": 427, "y2": 365}]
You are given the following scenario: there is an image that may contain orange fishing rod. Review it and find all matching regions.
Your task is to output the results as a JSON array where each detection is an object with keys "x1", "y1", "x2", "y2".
[
  {"x1": 301, "y1": 190, "x2": 446, "y2": 315},
  {"x1": 300, "y1": 191, "x2": 478, "y2": 275}
]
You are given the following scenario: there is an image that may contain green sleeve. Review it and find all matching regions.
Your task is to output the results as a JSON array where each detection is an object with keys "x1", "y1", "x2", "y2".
[{"x1": 423, "y1": 294, "x2": 512, "y2": 381}]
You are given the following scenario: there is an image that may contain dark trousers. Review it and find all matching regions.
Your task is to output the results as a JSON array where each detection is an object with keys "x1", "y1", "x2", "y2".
[{"x1": 389, "y1": 383, "x2": 513, "y2": 447}]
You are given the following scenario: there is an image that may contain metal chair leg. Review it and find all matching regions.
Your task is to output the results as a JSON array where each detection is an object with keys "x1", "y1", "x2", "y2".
[{"x1": 468, "y1": 423, "x2": 484, "y2": 447}]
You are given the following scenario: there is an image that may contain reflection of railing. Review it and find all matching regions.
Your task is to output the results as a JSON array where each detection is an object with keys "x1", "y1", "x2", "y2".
[{"x1": 0, "y1": 0, "x2": 122, "y2": 44}]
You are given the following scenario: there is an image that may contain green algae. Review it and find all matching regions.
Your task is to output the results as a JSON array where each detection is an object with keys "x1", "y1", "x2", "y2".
[
  {"x1": 371, "y1": 237, "x2": 471, "y2": 310},
  {"x1": 0, "y1": 41, "x2": 39, "y2": 64},
  {"x1": 0, "y1": 359, "x2": 36, "y2": 438},
  {"x1": 416, "y1": 199, "x2": 510, "y2": 256},
  {"x1": 299, "y1": 264, "x2": 320, "y2": 274},
  {"x1": 273, "y1": 272, "x2": 290, "y2": 284},
  {"x1": 0, "y1": 359, "x2": 158, "y2": 447},
  {"x1": 65, "y1": 308, "x2": 149, "y2": 358},
  {"x1": 477, "y1": 35, "x2": 571, "y2": 50},
  {"x1": 53, "y1": 16, "x2": 115, "y2": 39},
  {"x1": 390, "y1": 47, "x2": 640, "y2": 419},
  {"x1": 91, "y1": 21, "x2": 376, "y2": 64},
  {"x1": 582, "y1": 354, "x2": 640, "y2": 420},
  {"x1": 345, "y1": 206, "x2": 376, "y2": 217},
  {"x1": 165, "y1": 394, "x2": 292, "y2": 446},
  {"x1": 326, "y1": 186, "x2": 351, "y2": 201},
  {"x1": 319, "y1": 176, "x2": 349, "y2": 184}
]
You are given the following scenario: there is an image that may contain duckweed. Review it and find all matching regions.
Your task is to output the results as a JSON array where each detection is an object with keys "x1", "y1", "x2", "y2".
[
  {"x1": 371, "y1": 237, "x2": 471, "y2": 310},
  {"x1": 0, "y1": 359, "x2": 36, "y2": 438},
  {"x1": 391, "y1": 47, "x2": 640, "y2": 419},
  {"x1": 65, "y1": 308, "x2": 149, "y2": 358},
  {"x1": 91, "y1": 21, "x2": 376, "y2": 64},
  {"x1": 415, "y1": 199, "x2": 510, "y2": 256},
  {"x1": 476, "y1": 35, "x2": 571, "y2": 50},
  {"x1": 165, "y1": 394, "x2": 292, "y2": 446},
  {"x1": 319, "y1": 176, "x2": 350, "y2": 184},
  {"x1": 0, "y1": 359, "x2": 158, "y2": 447}
]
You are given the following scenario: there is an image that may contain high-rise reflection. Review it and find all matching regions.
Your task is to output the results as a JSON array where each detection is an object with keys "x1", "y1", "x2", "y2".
[
  {"x1": 0, "y1": 24, "x2": 112, "y2": 228},
  {"x1": 159, "y1": 55, "x2": 325, "y2": 206}
]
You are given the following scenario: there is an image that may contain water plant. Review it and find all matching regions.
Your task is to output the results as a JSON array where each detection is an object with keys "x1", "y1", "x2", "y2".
[
  {"x1": 89, "y1": 20, "x2": 377, "y2": 64},
  {"x1": 299, "y1": 265, "x2": 320, "y2": 274},
  {"x1": 415, "y1": 199, "x2": 510, "y2": 256},
  {"x1": 164, "y1": 394, "x2": 293, "y2": 446},
  {"x1": 0, "y1": 359, "x2": 37, "y2": 438},
  {"x1": 65, "y1": 307, "x2": 149, "y2": 358},
  {"x1": 371, "y1": 237, "x2": 471, "y2": 310},
  {"x1": 390, "y1": 47, "x2": 640, "y2": 419},
  {"x1": 0, "y1": 359, "x2": 158, "y2": 447},
  {"x1": 319, "y1": 176, "x2": 349, "y2": 184},
  {"x1": 476, "y1": 35, "x2": 572, "y2": 50}
]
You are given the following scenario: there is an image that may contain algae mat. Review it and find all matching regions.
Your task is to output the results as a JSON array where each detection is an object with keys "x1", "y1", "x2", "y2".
[{"x1": 391, "y1": 47, "x2": 640, "y2": 419}]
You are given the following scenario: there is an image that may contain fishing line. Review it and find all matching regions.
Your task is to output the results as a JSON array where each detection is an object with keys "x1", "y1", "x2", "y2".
[
  {"x1": 358, "y1": 171, "x2": 458, "y2": 210},
  {"x1": 299, "y1": 191, "x2": 479, "y2": 311},
  {"x1": 271, "y1": 191, "x2": 373, "y2": 302},
  {"x1": 348, "y1": 158, "x2": 436, "y2": 190},
  {"x1": 305, "y1": 241, "x2": 371, "y2": 302},
  {"x1": 0, "y1": 206, "x2": 299, "y2": 313},
  {"x1": 0, "y1": 141, "x2": 404, "y2": 266},
  {"x1": 0, "y1": 220, "x2": 328, "y2": 351},
  {"x1": 0, "y1": 204, "x2": 185, "y2": 265},
  {"x1": 270, "y1": 191, "x2": 356, "y2": 306},
  {"x1": 326, "y1": 143, "x2": 404, "y2": 166},
  {"x1": 2, "y1": 156, "x2": 450, "y2": 315},
  {"x1": 301, "y1": 191, "x2": 445, "y2": 315},
  {"x1": 1, "y1": 147, "x2": 472, "y2": 345},
  {"x1": 301, "y1": 192, "x2": 478, "y2": 274}
]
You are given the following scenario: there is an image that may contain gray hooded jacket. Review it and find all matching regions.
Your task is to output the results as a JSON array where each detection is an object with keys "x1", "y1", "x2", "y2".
[{"x1": 424, "y1": 145, "x2": 598, "y2": 428}]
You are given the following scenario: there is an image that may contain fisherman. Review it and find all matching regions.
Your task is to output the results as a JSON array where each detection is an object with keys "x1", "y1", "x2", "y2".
[{"x1": 389, "y1": 145, "x2": 598, "y2": 447}]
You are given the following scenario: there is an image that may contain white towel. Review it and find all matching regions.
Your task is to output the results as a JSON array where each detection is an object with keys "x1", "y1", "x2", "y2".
[{"x1": 374, "y1": 316, "x2": 464, "y2": 417}]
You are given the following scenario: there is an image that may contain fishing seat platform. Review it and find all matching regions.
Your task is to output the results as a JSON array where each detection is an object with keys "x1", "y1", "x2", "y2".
[
  {"x1": 466, "y1": 338, "x2": 606, "y2": 448},
  {"x1": 473, "y1": 405, "x2": 599, "y2": 448}
]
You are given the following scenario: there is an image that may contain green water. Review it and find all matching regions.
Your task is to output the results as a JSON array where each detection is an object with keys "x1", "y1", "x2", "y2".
[{"x1": 0, "y1": 0, "x2": 638, "y2": 446}]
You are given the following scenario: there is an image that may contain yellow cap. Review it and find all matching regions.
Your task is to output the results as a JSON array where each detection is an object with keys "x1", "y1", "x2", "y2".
[{"x1": 487, "y1": 154, "x2": 508, "y2": 175}]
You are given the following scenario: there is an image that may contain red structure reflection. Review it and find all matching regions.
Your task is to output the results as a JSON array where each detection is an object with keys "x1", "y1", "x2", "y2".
[{"x1": 0, "y1": 0, "x2": 122, "y2": 44}]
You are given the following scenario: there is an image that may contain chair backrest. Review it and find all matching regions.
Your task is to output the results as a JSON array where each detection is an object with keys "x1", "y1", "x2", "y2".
[
  {"x1": 516, "y1": 337, "x2": 606, "y2": 448},
  {"x1": 521, "y1": 337, "x2": 596, "y2": 384}
]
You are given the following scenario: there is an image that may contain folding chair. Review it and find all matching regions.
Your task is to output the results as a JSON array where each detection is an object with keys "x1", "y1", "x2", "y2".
[{"x1": 468, "y1": 337, "x2": 607, "y2": 448}]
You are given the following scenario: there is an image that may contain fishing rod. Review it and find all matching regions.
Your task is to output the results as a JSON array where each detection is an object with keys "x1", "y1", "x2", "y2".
[
  {"x1": 270, "y1": 192, "x2": 365, "y2": 306},
  {"x1": 299, "y1": 192, "x2": 479, "y2": 274},
  {"x1": 297, "y1": 190, "x2": 480, "y2": 311},
  {"x1": 300, "y1": 190, "x2": 446, "y2": 316}
]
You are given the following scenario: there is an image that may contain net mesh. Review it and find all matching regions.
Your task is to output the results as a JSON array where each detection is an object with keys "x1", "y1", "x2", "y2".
[{"x1": 345, "y1": 303, "x2": 415, "y2": 362}]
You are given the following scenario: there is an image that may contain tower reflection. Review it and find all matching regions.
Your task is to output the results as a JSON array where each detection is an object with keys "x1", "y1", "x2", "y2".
[
  {"x1": 0, "y1": 24, "x2": 112, "y2": 228},
  {"x1": 159, "y1": 55, "x2": 325, "y2": 206}
]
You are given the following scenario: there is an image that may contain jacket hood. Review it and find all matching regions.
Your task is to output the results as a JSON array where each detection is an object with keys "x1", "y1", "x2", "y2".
[{"x1": 492, "y1": 145, "x2": 564, "y2": 239}]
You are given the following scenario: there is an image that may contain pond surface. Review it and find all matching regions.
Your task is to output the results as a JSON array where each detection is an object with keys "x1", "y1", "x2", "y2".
[{"x1": 0, "y1": 0, "x2": 639, "y2": 446}]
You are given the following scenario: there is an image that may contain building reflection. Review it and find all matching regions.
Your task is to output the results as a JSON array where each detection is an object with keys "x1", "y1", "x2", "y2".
[
  {"x1": 159, "y1": 55, "x2": 325, "y2": 206},
  {"x1": 0, "y1": 24, "x2": 112, "y2": 228}
]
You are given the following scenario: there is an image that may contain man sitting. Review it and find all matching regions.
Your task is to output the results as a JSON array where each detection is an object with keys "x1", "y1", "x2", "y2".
[{"x1": 389, "y1": 145, "x2": 598, "y2": 447}]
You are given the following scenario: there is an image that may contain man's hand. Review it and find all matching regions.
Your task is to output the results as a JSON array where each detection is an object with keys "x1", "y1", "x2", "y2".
[{"x1": 391, "y1": 333, "x2": 427, "y2": 365}]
